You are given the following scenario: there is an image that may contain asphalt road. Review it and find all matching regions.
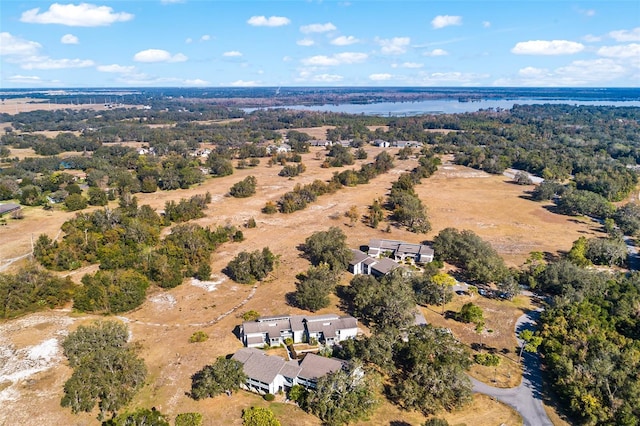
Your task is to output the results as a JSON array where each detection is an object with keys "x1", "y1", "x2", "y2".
[{"x1": 471, "y1": 309, "x2": 553, "y2": 426}]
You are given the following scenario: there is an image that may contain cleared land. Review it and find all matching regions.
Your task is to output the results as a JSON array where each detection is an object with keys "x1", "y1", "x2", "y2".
[{"x1": 0, "y1": 144, "x2": 602, "y2": 425}]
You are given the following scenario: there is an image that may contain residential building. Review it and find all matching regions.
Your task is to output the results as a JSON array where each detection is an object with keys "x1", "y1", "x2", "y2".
[
  {"x1": 348, "y1": 249, "x2": 402, "y2": 277},
  {"x1": 368, "y1": 238, "x2": 434, "y2": 263},
  {"x1": 232, "y1": 348, "x2": 347, "y2": 394},
  {"x1": 240, "y1": 314, "x2": 358, "y2": 348}
]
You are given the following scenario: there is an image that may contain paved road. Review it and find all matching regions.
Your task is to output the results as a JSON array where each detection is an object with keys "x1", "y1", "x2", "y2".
[{"x1": 471, "y1": 309, "x2": 553, "y2": 426}]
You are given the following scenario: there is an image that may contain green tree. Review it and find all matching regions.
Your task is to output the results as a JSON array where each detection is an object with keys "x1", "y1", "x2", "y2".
[
  {"x1": 207, "y1": 154, "x2": 234, "y2": 177},
  {"x1": 225, "y1": 247, "x2": 277, "y2": 284},
  {"x1": 103, "y1": 408, "x2": 169, "y2": 426},
  {"x1": 242, "y1": 407, "x2": 281, "y2": 426},
  {"x1": 613, "y1": 202, "x2": 640, "y2": 236},
  {"x1": 307, "y1": 364, "x2": 378, "y2": 426},
  {"x1": 87, "y1": 187, "x2": 108, "y2": 206},
  {"x1": 345, "y1": 269, "x2": 415, "y2": 332},
  {"x1": 456, "y1": 302, "x2": 484, "y2": 325},
  {"x1": 294, "y1": 264, "x2": 339, "y2": 312},
  {"x1": 175, "y1": 413, "x2": 203, "y2": 426},
  {"x1": 302, "y1": 227, "x2": 353, "y2": 271},
  {"x1": 518, "y1": 329, "x2": 542, "y2": 362},
  {"x1": 229, "y1": 176, "x2": 257, "y2": 198},
  {"x1": 391, "y1": 325, "x2": 472, "y2": 416},
  {"x1": 61, "y1": 321, "x2": 147, "y2": 420},
  {"x1": 64, "y1": 193, "x2": 88, "y2": 211},
  {"x1": 74, "y1": 269, "x2": 150, "y2": 314},
  {"x1": 190, "y1": 357, "x2": 246, "y2": 400}
]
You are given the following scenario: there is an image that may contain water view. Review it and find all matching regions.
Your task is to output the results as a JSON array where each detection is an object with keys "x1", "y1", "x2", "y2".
[{"x1": 247, "y1": 98, "x2": 640, "y2": 116}]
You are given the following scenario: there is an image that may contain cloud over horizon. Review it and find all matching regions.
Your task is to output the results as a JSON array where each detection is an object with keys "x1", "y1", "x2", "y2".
[{"x1": 20, "y1": 3, "x2": 133, "y2": 27}]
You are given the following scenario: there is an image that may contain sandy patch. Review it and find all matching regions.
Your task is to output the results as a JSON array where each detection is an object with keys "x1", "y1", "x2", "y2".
[{"x1": 190, "y1": 276, "x2": 226, "y2": 292}]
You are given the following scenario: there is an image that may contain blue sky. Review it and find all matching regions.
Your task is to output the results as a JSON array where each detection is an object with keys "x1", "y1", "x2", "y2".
[{"x1": 1, "y1": 0, "x2": 639, "y2": 88}]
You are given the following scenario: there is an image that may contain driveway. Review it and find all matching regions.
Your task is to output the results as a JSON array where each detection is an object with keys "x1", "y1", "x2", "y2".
[{"x1": 471, "y1": 309, "x2": 553, "y2": 426}]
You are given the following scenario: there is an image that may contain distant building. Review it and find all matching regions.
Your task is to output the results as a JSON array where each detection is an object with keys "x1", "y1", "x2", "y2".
[{"x1": 240, "y1": 314, "x2": 358, "y2": 348}]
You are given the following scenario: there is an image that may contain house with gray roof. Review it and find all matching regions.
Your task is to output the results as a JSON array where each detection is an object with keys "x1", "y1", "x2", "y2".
[
  {"x1": 240, "y1": 313, "x2": 358, "y2": 348},
  {"x1": 368, "y1": 238, "x2": 434, "y2": 263},
  {"x1": 349, "y1": 249, "x2": 401, "y2": 277},
  {"x1": 232, "y1": 348, "x2": 347, "y2": 394}
]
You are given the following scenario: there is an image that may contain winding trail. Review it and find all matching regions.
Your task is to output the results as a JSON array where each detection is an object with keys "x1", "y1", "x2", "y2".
[{"x1": 471, "y1": 308, "x2": 553, "y2": 426}]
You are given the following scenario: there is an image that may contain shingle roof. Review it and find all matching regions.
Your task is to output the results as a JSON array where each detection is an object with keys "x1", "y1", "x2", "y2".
[
  {"x1": 371, "y1": 257, "x2": 399, "y2": 274},
  {"x1": 232, "y1": 348, "x2": 301, "y2": 385},
  {"x1": 350, "y1": 249, "x2": 369, "y2": 266},
  {"x1": 298, "y1": 354, "x2": 345, "y2": 381}
]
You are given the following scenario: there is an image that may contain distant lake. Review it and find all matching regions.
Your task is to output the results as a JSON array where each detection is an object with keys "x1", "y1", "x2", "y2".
[{"x1": 245, "y1": 99, "x2": 640, "y2": 116}]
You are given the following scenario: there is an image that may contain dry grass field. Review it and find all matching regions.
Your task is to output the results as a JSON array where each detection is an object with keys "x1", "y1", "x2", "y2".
[{"x1": 0, "y1": 141, "x2": 599, "y2": 425}]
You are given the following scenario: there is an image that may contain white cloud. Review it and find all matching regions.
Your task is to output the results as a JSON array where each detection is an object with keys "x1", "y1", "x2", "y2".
[
  {"x1": 61, "y1": 34, "x2": 79, "y2": 44},
  {"x1": 597, "y1": 43, "x2": 640, "y2": 58},
  {"x1": 482, "y1": 21, "x2": 491, "y2": 28},
  {"x1": 301, "y1": 52, "x2": 367, "y2": 66},
  {"x1": 432, "y1": 15, "x2": 462, "y2": 29},
  {"x1": 583, "y1": 34, "x2": 602, "y2": 43},
  {"x1": 424, "y1": 48, "x2": 448, "y2": 56},
  {"x1": 223, "y1": 51, "x2": 243, "y2": 57},
  {"x1": 0, "y1": 33, "x2": 42, "y2": 56},
  {"x1": 313, "y1": 73, "x2": 343, "y2": 82},
  {"x1": 419, "y1": 71, "x2": 489, "y2": 84},
  {"x1": 229, "y1": 80, "x2": 259, "y2": 87},
  {"x1": 369, "y1": 73, "x2": 393, "y2": 81},
  {"x1": 133, "y1": 49, "x2": 187, "y2": 63},
  {"x1": 184, "y1": 79, "x2": 209, "y2": 86},
  {"x1": 97, "y1": 64, "x2": 135, "y2": 73},
  {"x1": 7, "y1": 75, "x2": 43, "y2": 84},
  {"x1": 200, "y1": 35, "x2": 211, "y2": 42},
  {"x1": 518, "y1": 66, "x2": 550, "y2": 78},
  {"x1": 300, "y1": 23, "x2": 336, "y2": 33},
  {"x1": 185, "y1": 37, "x2": 193, "y2": 44},
  {"x1": 331, "y1": 36, "x2": 359, "y2": 46},
  {"x1": 499, "y1": 59, "x2": 629, "y2": 86},
  {"x1": 20, "y1": 3, "x2": 133, "y2": 27},
  {"x1": 247, "y1": 16, "x2": 290, "y2": 27},
  {"x1": 609, "y1": 28, "x2": 640, "y2": 42},
  {"x1": 511, "y1": 40, "x2": 584, "y2": 55},
  {"x1": 392, "y1": 62, "x2": 423, "y2": 69},
  {"x1": 377, "y1": 37, "x2": 410, "y2": 55},
  {"x1": 22, "y1": 58, "x2": 95, "y2": 70},
  {"x1": 297, "y1": 38, "x2": 315, "y2": 46},
  {"x1": 576, "y1": 8, "x2": 596, "y2": 17}
]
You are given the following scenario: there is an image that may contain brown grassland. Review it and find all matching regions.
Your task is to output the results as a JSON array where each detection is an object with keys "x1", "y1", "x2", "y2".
[{"x1": 0, "y1": 138, "x2": 603, "y2": 425}]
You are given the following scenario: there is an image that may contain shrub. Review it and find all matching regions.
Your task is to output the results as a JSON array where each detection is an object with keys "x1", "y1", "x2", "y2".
[
  {"x1": 474, "y1": 353, "x2": 501, "y2": 366},
  {"x1": 175, "y1": 412, "x2": 203, "y2": 426},
  {"x1": 263, "y1": 393, "x2": 275, "y2": 401},
  {"x1": 189, "y1": 331, "x2": 209, "y2": 343},
  {"x1": 242, "y1": 310, "x2": 260, "y2": 321}
]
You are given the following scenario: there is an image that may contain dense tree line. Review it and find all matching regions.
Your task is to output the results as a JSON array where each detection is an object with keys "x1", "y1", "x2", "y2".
[{"x1": 0, "y1": 263, "x2": 75, "y2": 318}]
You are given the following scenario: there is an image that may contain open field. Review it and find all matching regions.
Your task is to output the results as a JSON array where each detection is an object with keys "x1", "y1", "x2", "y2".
[
  {"x1": 0, "y1": 143, "x2": 604, "y2": 425},
  {"x1": 0, "y1": 98, "x2": 138, "y2": 116}
]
